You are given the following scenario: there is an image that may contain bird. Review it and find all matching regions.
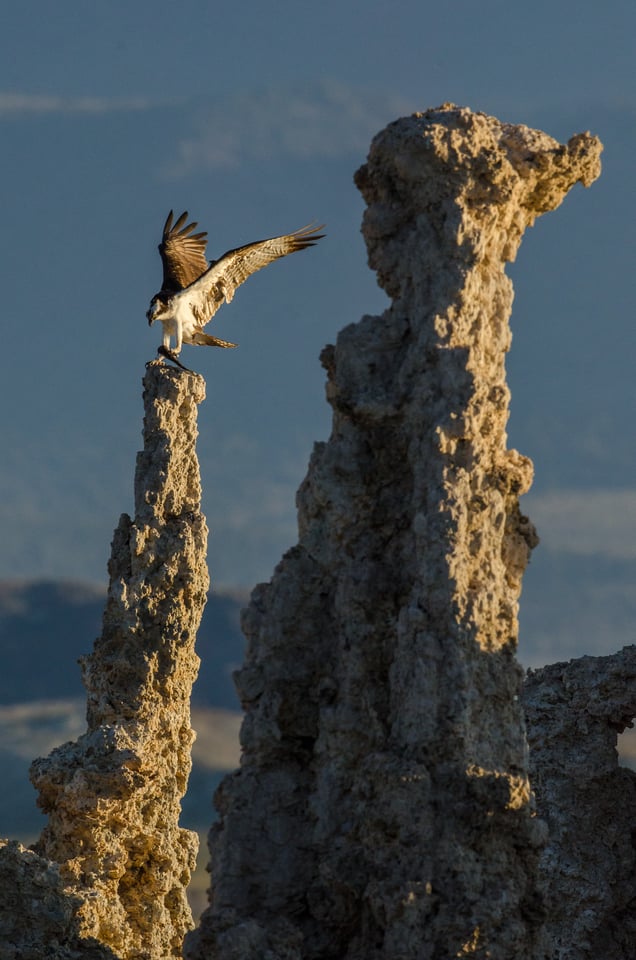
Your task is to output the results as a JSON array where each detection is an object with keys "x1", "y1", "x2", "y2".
[{"x1": 147, "y1": 211, "x2": 324, "y2": 369}]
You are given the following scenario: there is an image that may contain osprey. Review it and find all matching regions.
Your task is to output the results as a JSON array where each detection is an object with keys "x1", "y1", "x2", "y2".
[{"x1": 147, "y1": 211, "x2": 324, "y2": 368}]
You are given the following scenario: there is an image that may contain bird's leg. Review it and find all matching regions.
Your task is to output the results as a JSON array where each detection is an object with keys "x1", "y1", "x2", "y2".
[{"x1": 156, "y1": 319, "x2": 190, "y2": 370}]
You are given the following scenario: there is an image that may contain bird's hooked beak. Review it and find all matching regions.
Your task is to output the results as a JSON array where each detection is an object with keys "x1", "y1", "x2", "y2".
[{"x1": 147, "y1": 300, "x2": 158, "y2": 326}]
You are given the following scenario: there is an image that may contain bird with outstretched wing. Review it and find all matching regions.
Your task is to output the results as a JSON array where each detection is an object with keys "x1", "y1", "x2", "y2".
[{"x1": 147, "y1": 211, "x2": 324, "y2": 369}]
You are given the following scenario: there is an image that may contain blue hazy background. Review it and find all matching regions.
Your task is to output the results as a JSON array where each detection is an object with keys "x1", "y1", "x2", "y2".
[{"x1": 1, "y1": 0, "x2": 635, "y2": 667}]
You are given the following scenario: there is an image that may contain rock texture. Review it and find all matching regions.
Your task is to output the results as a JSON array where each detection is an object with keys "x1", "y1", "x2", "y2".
[
  {"x1": 0, "y1": 839, "x2": 117, "y2": 959},
  {"x1": 24, "y1": 363, "x2": 209, "y2": 959},
  {"x1": 523, "y1": 647, "x2": 636, "y2": 959},
  {"x1": 186, "y1": 106, "x2": 602, "y2": 959}
]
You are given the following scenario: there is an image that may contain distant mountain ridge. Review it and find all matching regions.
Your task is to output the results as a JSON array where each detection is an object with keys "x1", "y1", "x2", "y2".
[{"x1": 0, "y1": 579, "x2": 248, "y2": 852}]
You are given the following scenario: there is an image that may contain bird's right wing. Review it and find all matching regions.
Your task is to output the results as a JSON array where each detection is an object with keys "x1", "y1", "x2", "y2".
[
  {"x1": 183, "y1": 223, "x2": 325, "y2": 326},
  {"x1": 159, "y1": 211, "x2": 210, "y2": 293}
]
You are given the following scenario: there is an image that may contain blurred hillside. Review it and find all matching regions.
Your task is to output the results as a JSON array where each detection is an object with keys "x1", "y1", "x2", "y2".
[
  {"x1": 0, "y1": 581, "x2": 246, "y2": 851},
  {"x1": 1, "y1": 574, "x2": 635, "y2": 920}
]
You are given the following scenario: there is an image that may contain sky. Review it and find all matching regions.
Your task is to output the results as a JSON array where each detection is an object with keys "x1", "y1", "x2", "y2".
[{"x1": 0, "y1": 1, "x2": 635, "y2": 663}]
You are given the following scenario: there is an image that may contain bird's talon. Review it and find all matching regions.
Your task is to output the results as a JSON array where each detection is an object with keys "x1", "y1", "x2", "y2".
[{"x1": 157, "y1": 345, "x2": 192, "y2": 372}]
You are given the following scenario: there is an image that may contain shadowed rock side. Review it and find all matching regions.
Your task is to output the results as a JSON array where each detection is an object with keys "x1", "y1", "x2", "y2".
[
  {"x1": 0, "y1": 839, "x2": 118, "y2": 959},
  {"x1": 523, "y1": 647, "x2": 636, "y2": 960},
  {"x1": 22, "y1": 363, "x2": 209, "y2": 959},
  {"x1": 186, "y1": 106, "x2": 602, "y2": 960}
]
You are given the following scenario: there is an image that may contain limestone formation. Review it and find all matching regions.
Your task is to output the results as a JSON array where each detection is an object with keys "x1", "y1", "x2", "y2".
[
  {"x1": 523, "y1": 647, "x2": 636, "y2": 959},
  {"x1": 0, "y1": 107, "x2": 613, "y2": 959},
  {"x1": 24, "y1": 363, "x2": 209, "y2": 959},
  {"x1": 185, "y1": 106, "x2": 602, "y2": 960}
]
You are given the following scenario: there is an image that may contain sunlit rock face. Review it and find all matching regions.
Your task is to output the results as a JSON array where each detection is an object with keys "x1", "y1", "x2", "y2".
[{"x1": 186, "y1": 106, "x2": 601, "y2": 960}]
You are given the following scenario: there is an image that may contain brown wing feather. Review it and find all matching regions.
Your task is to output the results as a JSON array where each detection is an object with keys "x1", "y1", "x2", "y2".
[
  {"x1": 158, "y1": 210, "x2": 209, "y2": 293},
  {"x1": 185, "y1": 223, "x2": 325, "y2": 323}
]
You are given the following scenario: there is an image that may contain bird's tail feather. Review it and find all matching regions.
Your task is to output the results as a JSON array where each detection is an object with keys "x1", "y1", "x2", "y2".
[{"x1": 190, "y1": 330, "x2": 238, "y2": 348}]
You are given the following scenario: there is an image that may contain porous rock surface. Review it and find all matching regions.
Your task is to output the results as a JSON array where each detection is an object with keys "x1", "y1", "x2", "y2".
[
  {"x1": 0, "y1": 839, "x2": 116, "y2": 959},
  {"x1": 523, "y1": 647, "x2": 636, "y2": 959},
  {"x1": 19, "y1": 363, "x2": 209, "y2": 959},
  {"x1": 185, "y1": 106, "x2": 602, "y2": 959}
]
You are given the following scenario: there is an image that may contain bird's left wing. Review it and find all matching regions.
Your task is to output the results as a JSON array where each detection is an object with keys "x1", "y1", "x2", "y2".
[
  {"x1": 183, "y1": 223, "x2": 325, "y2": 326},
  {"x1": 159, "y1": 210, "x2": 210, "y2": 293}
]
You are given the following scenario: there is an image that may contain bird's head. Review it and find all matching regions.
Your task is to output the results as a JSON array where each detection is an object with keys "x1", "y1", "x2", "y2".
[{"x1": 146, "y1": 296, "x2": 165, "y2": 325}]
